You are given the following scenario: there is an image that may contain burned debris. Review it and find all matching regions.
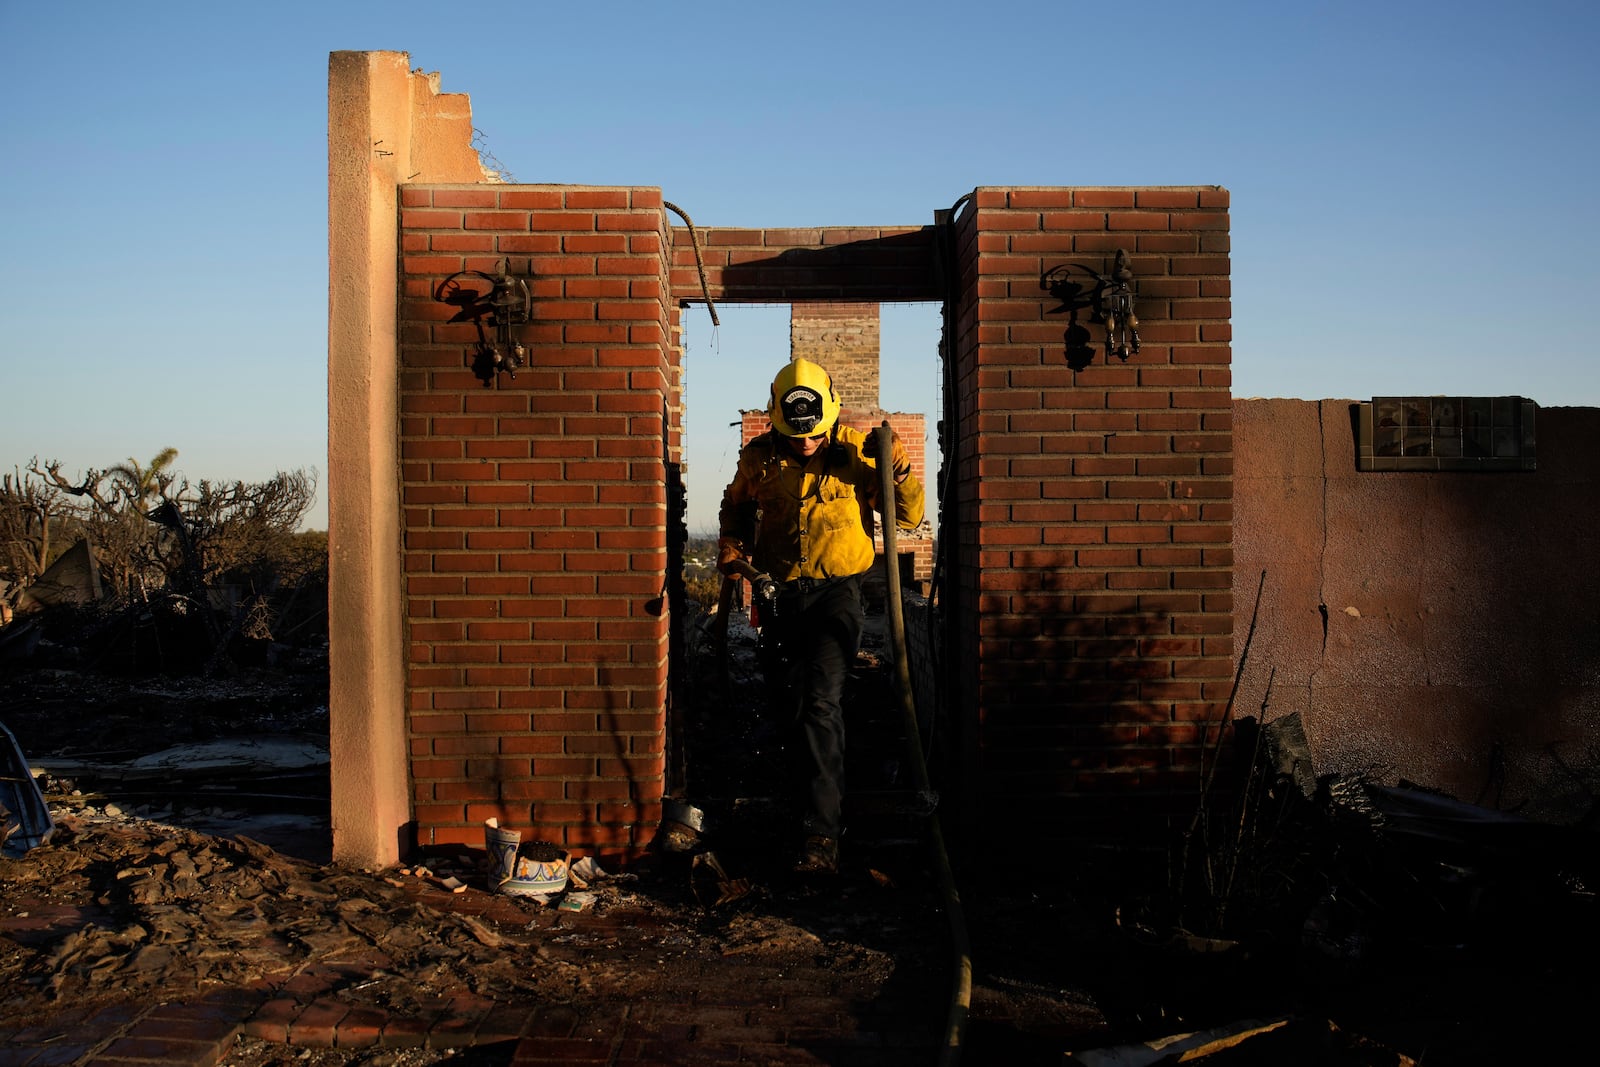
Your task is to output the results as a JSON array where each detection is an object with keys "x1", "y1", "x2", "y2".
[
  {"x1": 4, "y1": 479, "x2": 1598, "y2": 1064},
  {"x1": 1042, "y1": 711, "x2": 1600, "y2": 1065},
  {"x1": 0, "y1": 720, "x2": 54, "y2": 856},
  {"x1": 2, "y1": 456, "x2": 326, "y2": 678},
  {"x1": 2, "y1": 594, "x2": 1598, "y2": 1064},
  {"x1": 1167, "y1": 711, "x2": 1600, "y2": 971}
]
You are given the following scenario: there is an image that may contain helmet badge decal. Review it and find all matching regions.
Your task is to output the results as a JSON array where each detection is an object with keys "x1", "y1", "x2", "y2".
[{"x1": 779, "y1": 386, "x2": 825, "y2": 434}]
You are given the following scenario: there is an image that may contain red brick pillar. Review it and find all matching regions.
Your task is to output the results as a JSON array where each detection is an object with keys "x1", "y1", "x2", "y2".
[
  {"x1": 953, "y1": 186, "x2": 1233, "y2": 847},
  {"x1": 398, "y1": 184, "x2": 673, "y2": 863}
]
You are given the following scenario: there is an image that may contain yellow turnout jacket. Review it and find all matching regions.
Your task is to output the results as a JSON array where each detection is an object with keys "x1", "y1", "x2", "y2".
[{"x1": 717, "y1": 425, "x2": 925, "y2": 582}]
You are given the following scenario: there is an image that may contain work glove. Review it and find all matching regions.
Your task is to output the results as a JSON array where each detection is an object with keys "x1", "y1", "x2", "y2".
[
  {"x1": 716, "y1": 537, "x2": 746, "y2": 574},
  {"x1": 867, "y1": 428, "x2": 913, "y2": 484},
  {"x1": 752, "y1": 574, "x2": 779, "y2": 607}
]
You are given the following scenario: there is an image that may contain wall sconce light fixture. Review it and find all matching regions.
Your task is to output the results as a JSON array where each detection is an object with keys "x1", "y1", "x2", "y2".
[
  {"x1": 1041, "y1": 248, "x2": 1140, "y2": 366},
  {"x1": 433, "y1": 260, "x2": 532, "y2": 387}
]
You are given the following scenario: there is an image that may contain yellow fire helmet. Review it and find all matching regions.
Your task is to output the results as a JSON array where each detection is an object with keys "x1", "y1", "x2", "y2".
[{"x1": 768, "y1": 358, "x2": 842, "y2": 438}]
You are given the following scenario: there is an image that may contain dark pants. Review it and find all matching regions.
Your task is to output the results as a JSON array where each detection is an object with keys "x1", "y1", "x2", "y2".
[{"x1": 761, "y1": 575, "x2": 863, "y2": 839}]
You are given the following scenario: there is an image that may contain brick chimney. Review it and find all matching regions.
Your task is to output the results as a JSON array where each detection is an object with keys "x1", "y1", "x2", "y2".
[{"x1": 789, "y1": 303, "x2": 880, "y2": 411}]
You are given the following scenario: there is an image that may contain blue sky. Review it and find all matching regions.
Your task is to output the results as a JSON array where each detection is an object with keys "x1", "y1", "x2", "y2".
[{"x1": 1, "y1": 1, "x2": 1594, "y2": 534}]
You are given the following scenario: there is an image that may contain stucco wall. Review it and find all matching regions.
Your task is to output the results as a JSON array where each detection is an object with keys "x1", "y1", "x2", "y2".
[
  {"x1": 1233, "y1": 399, "x2": 1600, "y2": 818},
  {"x1": 327, "y1": 52, "x2": 490, "y2": 868}
]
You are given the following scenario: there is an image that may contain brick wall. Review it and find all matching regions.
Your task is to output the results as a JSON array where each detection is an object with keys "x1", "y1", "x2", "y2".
[
  {"x1": 950, "y1": 187, "x2": 1233, "y2": 845},
  {"x1": 398, "y1": 184, "x2": 674, "y2": 861},
  {"x1": 339, "y1": 63, "x2": 1247, "y2": 867},
  {"x1": 669, "y1": 226, "x2": 940, "y2": 303},
  {"x1": 668, "y1": 201, "x2": 1232, "y2": 847},
  {"x1": 790, "y1": 303, "x2": 881, "y2": 409},
  {"x1": 383, "y1": 190, "x2": 1229, "y2": 861}
]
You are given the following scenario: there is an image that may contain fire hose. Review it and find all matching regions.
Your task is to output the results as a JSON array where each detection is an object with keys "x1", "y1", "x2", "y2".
[
  {"x1": 719, "y1": 428, "x2": 972, "y2": 1060},
  {"x1": 874, "y1": 423, "x2": 971, "y2": 1064}
]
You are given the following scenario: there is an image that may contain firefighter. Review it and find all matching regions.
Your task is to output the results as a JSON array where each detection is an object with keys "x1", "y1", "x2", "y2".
[{"x1": 717, "y1": 358, "x2": 925, "y2": 874}]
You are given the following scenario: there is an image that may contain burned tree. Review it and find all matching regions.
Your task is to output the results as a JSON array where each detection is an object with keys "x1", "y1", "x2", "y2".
[
  {"x1": 180, "y1": 469, "x2": 318, "y2": 590},
  {"x1": 0, "y1": 466, "x2": 74, "y2": 612},
  {"x1": 16, "y1": 454, "x2": 321, "y2": 673},
  {"x1": 32, "y1": 451, "x2": 182, "y2": 600}
]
